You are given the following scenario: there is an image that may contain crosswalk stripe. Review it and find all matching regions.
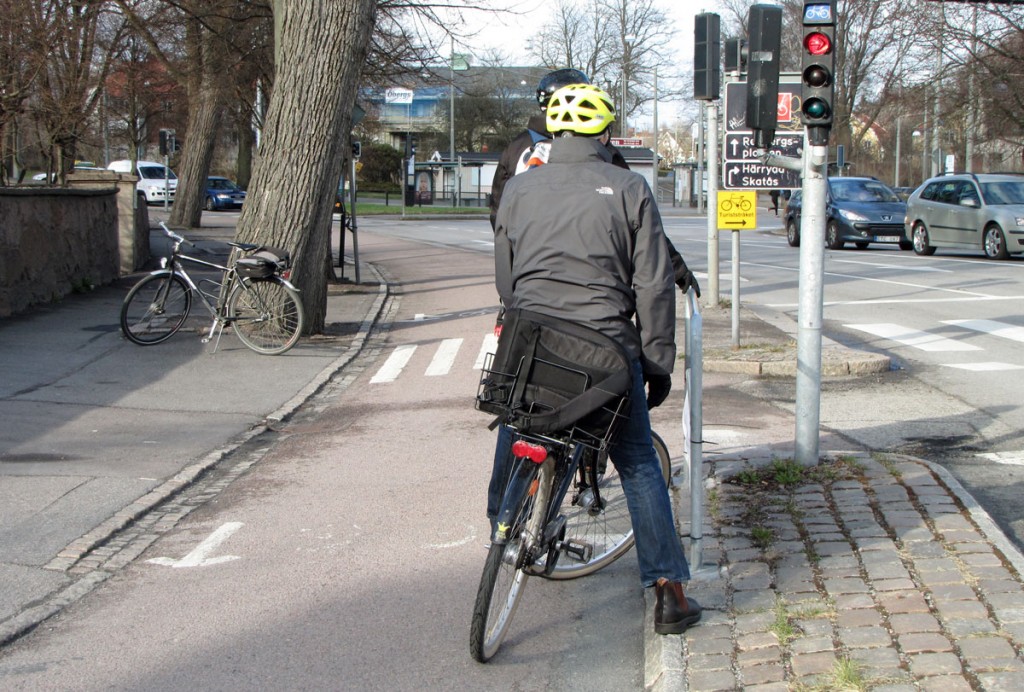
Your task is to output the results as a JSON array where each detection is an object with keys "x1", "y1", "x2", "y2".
[
  {"x1": 977, "y1": 451, "x2": 1024, "y2": 466},
  {"x1": 425, "y1": 338, "x2": 463, "y2": 377},
  {"x1": 943, "y1": 319, "x2": 1024, "y2": 344},
  {"x1": 474, "y1": 333, "x2": 499, "y2": 370},
  {"x1": 369, "y1": 344, "x2": 416, "y2": 383},
  {"x1": 845, "y1": 323, "x2": 982, "y2": 352},
  {"x1": 943, "y1": 362, "x2": 1024, "y2": 372}
]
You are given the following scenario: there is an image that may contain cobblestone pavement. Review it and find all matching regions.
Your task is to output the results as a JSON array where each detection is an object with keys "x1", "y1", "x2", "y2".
[{"x1": 663, "y1": 452, "x2": 1024, "y2": 691}]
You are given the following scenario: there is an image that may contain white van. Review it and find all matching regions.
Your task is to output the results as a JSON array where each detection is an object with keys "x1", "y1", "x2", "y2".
[{"x1": 107, "y1": 160, "x2": 177, "y2": 205}]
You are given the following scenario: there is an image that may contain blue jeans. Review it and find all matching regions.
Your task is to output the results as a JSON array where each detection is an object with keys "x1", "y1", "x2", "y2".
[{"x1": 487, "y1": 359, "x2": 690, "y2": 586}]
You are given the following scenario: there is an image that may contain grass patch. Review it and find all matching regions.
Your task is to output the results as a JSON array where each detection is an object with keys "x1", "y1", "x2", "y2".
[
  {"x1": 770, "y1": 599, "x2": 798, "y2": 645},
  {"x1": 706, "y1": 487, "x2": 720, "y2": 519},
  {"x1": 872, "y1": 453, "x2": 903, "y2": 479},
  {"x1": 751, "y1": 525, "x2": 775, "y2": 550}
]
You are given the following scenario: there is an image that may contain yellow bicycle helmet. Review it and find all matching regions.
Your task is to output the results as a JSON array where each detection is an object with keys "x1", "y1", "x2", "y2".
[{"x1": 545, "y1": 84, "x2": 616, "y2": 136}]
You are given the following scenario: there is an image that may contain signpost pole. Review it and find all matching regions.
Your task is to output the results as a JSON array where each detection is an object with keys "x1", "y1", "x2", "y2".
[{"x1": 731, "y1": 229, "x2": 740, "y2": 347}]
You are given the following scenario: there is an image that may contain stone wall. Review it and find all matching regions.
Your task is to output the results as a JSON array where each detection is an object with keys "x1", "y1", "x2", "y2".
[{"x1": 0, "y1": 187, "x2": 121, "y2": 317}]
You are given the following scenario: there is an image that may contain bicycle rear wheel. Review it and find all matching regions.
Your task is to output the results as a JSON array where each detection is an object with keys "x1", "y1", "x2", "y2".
[
  {"x1": 227, "y1": 278, "x2": 304, "y2": 355},
  {"x1": 546, "y1": 431, "x2": 671, "y2": 580},
  {"x1": 120, "y1": 272, "x2": 191, "y2": 345},
  {"x1": 470, "y1": 500, "x2": 533, "y2": 663}
]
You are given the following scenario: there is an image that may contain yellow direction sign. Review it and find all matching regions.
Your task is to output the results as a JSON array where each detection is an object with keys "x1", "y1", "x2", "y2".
[{"x1": 717, "y1": 190, "x2": 757, "y2": 231}]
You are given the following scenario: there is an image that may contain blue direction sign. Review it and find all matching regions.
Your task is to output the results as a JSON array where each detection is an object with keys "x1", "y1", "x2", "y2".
[{"x1": 723, "y1": 76, "x2": 803, "y2": 190}]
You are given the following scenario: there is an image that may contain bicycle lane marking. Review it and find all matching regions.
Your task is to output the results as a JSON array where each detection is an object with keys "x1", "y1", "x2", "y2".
[{"x1": 369, "y1": 344, "x2": 417, "y2": 383}]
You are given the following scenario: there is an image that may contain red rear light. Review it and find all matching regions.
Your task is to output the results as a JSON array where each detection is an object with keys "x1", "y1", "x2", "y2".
[{"x1": 511, "y1": 440, "x2": 548, "y2": 463}]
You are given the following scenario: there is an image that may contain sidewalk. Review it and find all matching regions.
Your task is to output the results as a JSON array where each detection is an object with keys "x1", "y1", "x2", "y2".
[
  {"x1": 646, "y1": 306, "x2": 1024, "y2": 691},
  {"x1": 0, "y1": 216, "x2": 388, "y2": 645}
]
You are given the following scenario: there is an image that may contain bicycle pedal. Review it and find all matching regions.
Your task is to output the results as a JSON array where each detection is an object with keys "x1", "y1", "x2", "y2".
[{"x1": 559, "y1": 539, "x2": 593, "y2": 563}]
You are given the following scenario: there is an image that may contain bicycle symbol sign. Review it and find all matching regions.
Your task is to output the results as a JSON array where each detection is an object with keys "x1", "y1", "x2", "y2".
[
  {"x1": 804, "y1": 3, "x2": 833, "y2": 22},
  {"x1": 717, "y1": 191, "x2": 757, "y2": 231}
]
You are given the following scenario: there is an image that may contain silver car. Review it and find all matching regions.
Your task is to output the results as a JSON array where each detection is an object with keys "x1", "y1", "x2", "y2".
[{"x1": 904, "y1": 173, "x2": 1024, "y2": 260}]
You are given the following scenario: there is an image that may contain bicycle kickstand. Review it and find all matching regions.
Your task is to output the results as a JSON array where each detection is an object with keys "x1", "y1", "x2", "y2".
[{"x1": 201, "y1": 318, "x2": 226, "y2": 353}]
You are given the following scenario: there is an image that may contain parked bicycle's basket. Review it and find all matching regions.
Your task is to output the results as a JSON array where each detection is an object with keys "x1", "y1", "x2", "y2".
[
  {"x1": 236, "y1": 247, "x2": 290, "y2": 280},
  {"x1": 476, "y1": 308, "x2": 632, "y2": 447}
]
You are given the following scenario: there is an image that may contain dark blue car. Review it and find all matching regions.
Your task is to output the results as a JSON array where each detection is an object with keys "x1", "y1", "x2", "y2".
[
  {"x1": 204, "y1": 176, "x2": 247, "y2": 211},
  {"x1": 784, "y1": 177, "x2": 912, "y2": 250}
]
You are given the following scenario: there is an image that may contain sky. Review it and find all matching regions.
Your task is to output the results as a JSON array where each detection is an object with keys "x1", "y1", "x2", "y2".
[{"x1": 438, "y1": 0, "x2": 730, "y2": 127}]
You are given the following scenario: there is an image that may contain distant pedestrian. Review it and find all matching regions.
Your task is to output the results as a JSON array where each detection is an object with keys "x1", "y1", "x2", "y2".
[{"x1": 770, "y1": 189, "x2": 781, "y2": 215}]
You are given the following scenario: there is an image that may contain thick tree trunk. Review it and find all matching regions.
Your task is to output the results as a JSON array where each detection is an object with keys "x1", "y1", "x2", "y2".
[
  {"x1": 169, "y1": 80, "x2": 223, "y2": 227},
  {"x1": 235, "y1": 0, "x2": 378, "y2": 334}
]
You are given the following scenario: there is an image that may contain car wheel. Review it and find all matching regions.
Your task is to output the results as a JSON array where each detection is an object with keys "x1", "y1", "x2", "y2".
[
  {"x1": 855, "y1": 242, "x2": 870, "y2": 250},
  {"x1": 786, "y1": 220, "x2": 800, "y2": 247},
  {"x1": 204, "y1": 196, "x2": 215, "y2": 211},
  {"x1": 825, "y1": 221, "x2": 844, "y2": 250},
  {"x1": 912, "y1": 222, "x2": 936, "y2": 256},
  {"x1": 983, "y1": 225, "x2": 1009, "y2": 260}
]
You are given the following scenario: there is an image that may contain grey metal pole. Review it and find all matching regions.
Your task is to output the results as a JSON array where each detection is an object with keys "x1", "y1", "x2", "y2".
[
  {"x1": 450, "y1": 38, "x2": 456, "y2": 205},
  {"x1": 349, "y1": 155, "x2": 360, "y2": 284},
  {"x1": 697, "y1": 103, "x2": 705, "y2": 213},
  {"x1": 684, "y1": 290, "x2": 705, "y2": 572},
  {"x1": 706, "y1": 102, "x2": 720, "y2": 306},
  {"x1": 795, "y1": 134, "x2": 828, "y2": 466},
  {"x1": 731, "y1": 230, "x2": 740, "y2": 348},
  {"x1": 652, "y1": 68, "x2": 658, "y2": 195}
]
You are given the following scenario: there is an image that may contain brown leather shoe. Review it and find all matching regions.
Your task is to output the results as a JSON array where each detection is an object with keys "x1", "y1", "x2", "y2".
[{"x1": 654, "y1": 578, "x2": 702, "y2": 635}]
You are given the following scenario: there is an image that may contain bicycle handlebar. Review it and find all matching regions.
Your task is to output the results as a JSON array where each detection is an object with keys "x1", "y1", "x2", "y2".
[{"x1": 159, "y1": 222, "x2": 195, "y2": 249}]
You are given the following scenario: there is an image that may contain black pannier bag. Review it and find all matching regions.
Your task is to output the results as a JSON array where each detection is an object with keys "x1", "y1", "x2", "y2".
[
  {"x1": 235, "y1": 247, "x2": 290, "y2": 280},
  {"x1": 476, "y1": 308, "x2": 632, "y2": 443}
]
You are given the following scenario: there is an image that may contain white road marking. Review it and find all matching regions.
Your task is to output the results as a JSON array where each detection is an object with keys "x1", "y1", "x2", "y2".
[
  {"x1": 425, "y1": 338, "x2": 463, "y2": 376},
  {"x1": 370, "y1": 344, "x2": 417, "y2": 383},
  {"x1": 845, "y1": 323, "x2": 982, "y2": 352},
  {"x1": 424, "y1": 525, "x2": 478, "y2": 549},
  {"x1": 977, "y1": 451, "x2": 1024, "y2": 466},
  {"x1": 831, "y1": 258, "x2": 951, "y2": 273},
  {"x1": 475, "y1": 333, "x2": 499, "y2": 370},
  {"x1": 147, "y1": 522, "x2": 243, "y2": 568},
  {"x1": 943, "y1": 319, "x2": 1024, "y2": 344},
  {"x1": 943, "y1": 362, "x2": 1024, "y2": 372}
]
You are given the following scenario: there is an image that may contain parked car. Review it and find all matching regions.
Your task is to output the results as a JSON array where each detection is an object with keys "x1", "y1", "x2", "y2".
[
  {"x1": 31, "y1": 161, "x2": 103, "y2": 182},
  {"x1": 107, "y1": 159, "x2": 177, "y2": 205},
  {"x1": 204, "y1": 176, "x2": 247, "y2": 210},
  {"x1": 904, "y1": 172, "x2": 1024, "y2": 260},
  {"x1": 784, "y1": 177, "x2": 911, "y2": 250}
]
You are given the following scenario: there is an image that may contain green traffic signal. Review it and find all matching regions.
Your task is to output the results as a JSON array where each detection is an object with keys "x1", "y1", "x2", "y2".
[{"x1": 803, "y1": 98, "x2": 830, "y2": 120}]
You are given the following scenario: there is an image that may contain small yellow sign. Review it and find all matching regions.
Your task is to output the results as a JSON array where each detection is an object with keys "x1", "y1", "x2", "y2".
[{"x1": 717, "y1": 191, "x2": 757, "y2": 231}]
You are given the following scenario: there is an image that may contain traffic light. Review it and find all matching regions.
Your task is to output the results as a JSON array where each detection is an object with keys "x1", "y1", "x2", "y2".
[
  {"x1": 352, "y1": 140, "x2": 361, "y2": 160},
  {"x1": 801, "y1": 0, "x2": 837, "y2": 145},
  {"x1": 745, "y1": 4, "x2": 782, "y2": 149},
  {"x1": 694, "y1": 13, "x2": 721, "y2": 101},
  {"x1": 724, "y1": 38, "x2": 747, "y2": 74},
  {"x1": 158, "y1": 128, "x2": 174, "y2": 156}
]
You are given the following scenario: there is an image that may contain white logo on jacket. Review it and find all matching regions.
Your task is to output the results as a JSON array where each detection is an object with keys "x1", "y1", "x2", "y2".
[{"x1": 596, "y1": 186, "x2": 613, "y2": 195}]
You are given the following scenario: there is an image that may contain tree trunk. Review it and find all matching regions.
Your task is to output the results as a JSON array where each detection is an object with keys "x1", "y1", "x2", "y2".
[
  {"x1": 235, "y1": 0, "x2": 378, "y2": 334},
  {"x1": 169, "y1": 80, "x2": 223, "y2": 227}
]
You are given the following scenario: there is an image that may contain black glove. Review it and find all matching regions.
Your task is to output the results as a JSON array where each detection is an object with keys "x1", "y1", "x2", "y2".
[
  {"x1": 676, "y1": 270, "x2": 701, "y2": 298},
  {"x1": 645, "y1": 373, "x2": 672, "y2": 410}
]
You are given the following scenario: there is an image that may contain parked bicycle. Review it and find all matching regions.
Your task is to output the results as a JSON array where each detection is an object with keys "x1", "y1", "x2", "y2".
[
  {"x1": 120, "y1": 223, "x2": 304, "y2": 355},
  {"x1": 470, "y1": 344, "x2": 671, "y2": 663}
]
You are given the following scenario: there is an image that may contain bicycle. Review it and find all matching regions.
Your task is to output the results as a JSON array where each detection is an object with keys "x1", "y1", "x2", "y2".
[
  {"x1": 120, "y1": 223, "x2": 305, "y2": 355},
  {"x1": 470, "y1": 351, "x2": 671, "y2": 663}
]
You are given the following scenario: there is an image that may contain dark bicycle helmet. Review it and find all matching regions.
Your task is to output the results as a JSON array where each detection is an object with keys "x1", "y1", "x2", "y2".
[{"x1": 536, "y1": 68, "x2": 590, "y2": 109}]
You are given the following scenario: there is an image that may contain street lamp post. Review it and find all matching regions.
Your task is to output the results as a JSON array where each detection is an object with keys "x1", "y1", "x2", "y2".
[{"x1": 449, "y1": 37, "x2": 455, "y2": 206}]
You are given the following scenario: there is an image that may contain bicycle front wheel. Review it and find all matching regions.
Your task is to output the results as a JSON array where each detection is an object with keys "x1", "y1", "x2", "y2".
[
  {"x1": 227, "y1": 278, "x2": 304, "y2": 355},
  {"x1": 120, "y1": 272, "x2": 191, "y2": 345},
  {"x1": 547, "y1": 430, "x2": 671, "y2": 580}
]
